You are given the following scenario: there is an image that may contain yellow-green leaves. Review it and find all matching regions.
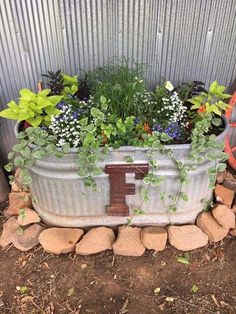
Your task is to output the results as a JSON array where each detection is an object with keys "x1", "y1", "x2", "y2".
[
  {"x1": 0, "y1": 88, "x2": 63, "y2": 127},
  {"x1": 188, "y1": 81, "x2": 231, "y2": 118}
]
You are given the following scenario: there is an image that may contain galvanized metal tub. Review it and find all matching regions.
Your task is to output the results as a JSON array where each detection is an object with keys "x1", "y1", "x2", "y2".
[{"x1": 19, "y1": 119, "x2": 229, "y2": 227}]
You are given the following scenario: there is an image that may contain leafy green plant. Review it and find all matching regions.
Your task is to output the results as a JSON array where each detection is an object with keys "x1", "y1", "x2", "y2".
[
  {"x1": 87, "y1": 58, "x2": 146, "y2": 119},
  {"x1": 43, "y1": 69, "x2": 90, "y2": 101},
  {"x1": 1, "y1": 70, "x2": 230, "y2": 217},
  {"x1": 188, "y1": 81, "x2": 231, "y2": 125},
  {"x1": 5, "y1": 127, "x2": 69, "y2": 185},
  {"x1": 0, "y1": 89, "x2": 62, "y2": 127}
]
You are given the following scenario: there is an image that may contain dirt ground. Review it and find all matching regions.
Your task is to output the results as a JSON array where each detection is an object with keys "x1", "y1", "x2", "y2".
[{"x1": 0, "y1": 212, "x2": 236, "y2": 314}]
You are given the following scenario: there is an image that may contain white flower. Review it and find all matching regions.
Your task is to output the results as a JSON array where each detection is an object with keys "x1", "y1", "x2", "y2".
[{"x1": 165, "y1": 81, "x2": 174, "y2": 91}]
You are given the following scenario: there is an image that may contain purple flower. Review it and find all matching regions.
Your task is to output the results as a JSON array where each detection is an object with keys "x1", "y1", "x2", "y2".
[
  {"x1": 164, "y1": 123, "x2": 181, "y2": 140},
  {"x1": 134, "y1": 117, "x2": 140, "y2": 125},
  {"x1": 73, "y1": 111, "x2": 78, "y2": 119},
  {"x1": 41, "y1": 126, "x2": 48, "y2": 131},
  {"x1": 78, "y1": 108, "x2": 84, "y2": 114},
  {"x1": 56, "y1": 101, "x2": 65, "y2": 109},
  {"x1": 152, "y1": 124, "x2": 163, "y2": 132}
]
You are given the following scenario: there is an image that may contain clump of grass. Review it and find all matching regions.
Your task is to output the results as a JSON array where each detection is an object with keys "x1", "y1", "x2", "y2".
[{"x1": 87, "y1": 58, "x2": 147, "y2": 119}]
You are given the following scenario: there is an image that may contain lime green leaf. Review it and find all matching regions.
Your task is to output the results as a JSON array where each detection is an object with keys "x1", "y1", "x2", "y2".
[
  {"x1": 27, "y1": 116, "x2": 43, "y2": 127},
  {"x1": 211, "y1": 105, "x2": 221, "y2": 116},
  {"x1": 191, "y1": 284, "x2": 199, "y2": 293},
  {"x1": 20, "y1": 88, "x2": 36, "y2": 99},
  {"x1": 0, "y1": 108, "x2": 19, "y2": 120},
  {"x1": 177, "y1": 254, "x2": 190, "y2": 264}
]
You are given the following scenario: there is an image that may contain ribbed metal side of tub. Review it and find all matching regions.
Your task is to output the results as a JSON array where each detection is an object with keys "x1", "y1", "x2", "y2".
[{"x1": 28, "y1": 118, "x2": 229, "y2": 227}]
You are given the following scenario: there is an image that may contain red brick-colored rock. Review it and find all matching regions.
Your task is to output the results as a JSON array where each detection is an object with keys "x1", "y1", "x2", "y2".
[
  {"x1": 168, "y1": 225, "x2": 208, "y2": 251},
  {"x1": 39, "y1": 228, "x2": 84, "y2": 254},
  {"x1": 212, "y1": 204, "x2": 235, "y2": 229},
  {"x1": 214, "y1": 185, "x2": 234, "y2": 207},
  {"x1": 12, "y1": 224, "x2": 44, "y2": 252},
  {"x1": 5, "y1": 192, "x2": 32, "y2": 216},
  {"x1": 17, "y1": 208, "x2": 41, "y2": 226},
  {"x1": 76, "y1": 227, "x2": 115, "y2": 255},
  {"x1": 0, "y1": 217, "x2": 19, "y2": 247},
  {"x1": 113, "y1": 226, "x2": 145, "y2": 256},
  {"x1": 197, "y1": 212, "x2": 228, "y2": 242},
  {"x1": 141, "y1": 227, "x2": 167, "y2": 251}
]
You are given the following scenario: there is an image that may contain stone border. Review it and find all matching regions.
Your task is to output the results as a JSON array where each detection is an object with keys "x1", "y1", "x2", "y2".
[{"x1": 0, "y1": 169, "x2": 235, "y2": 255}]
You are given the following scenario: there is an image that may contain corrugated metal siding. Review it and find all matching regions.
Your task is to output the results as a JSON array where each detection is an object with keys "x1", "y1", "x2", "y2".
[{"x1": 0, "y1": 0, "x2": 236, "y2": 163}]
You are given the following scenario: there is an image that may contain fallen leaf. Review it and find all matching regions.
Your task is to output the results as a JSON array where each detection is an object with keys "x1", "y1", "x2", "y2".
[
  {"x1": 220, "y1": 300, "x2": 229, "y2": 307},
  {"x1": 119, "y1": 298, "x2": 129, "y2": 313},
  {"x1": 154, "y1": 287, "x2": 161, "y2": 294},
  {"x1": 67, "y1": 287, "x2": 75, "y2": 297},
  {"x1": 191, "y1": 284, "x2": 199, "y2": 293},
  {"x1": 165, "y1": 297, "x2": 174, "y2": 302},
  {"x1": 177, "y1": 256, "x2": 190, "y2": 264},
  {"x1": 21, "y1": 296, "x2": 34, "y2": 303},
  {"x1": 16, "y1": 286, "x2": 28, "y2": 294},
  {"x1": 211, "y1": 294, "x2": 220, "y2": 307},
  {"x1": 80, "y1": 263, "x2": 87, "y2": 269}
]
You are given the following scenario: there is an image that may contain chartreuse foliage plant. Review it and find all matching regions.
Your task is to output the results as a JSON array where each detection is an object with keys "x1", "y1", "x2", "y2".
[
  {"x1": 0, "y1": 89, "x2": 62, "y2": 127},
  {"x1": 188, "y1": 81, "x2": 231, "y2": 126}
]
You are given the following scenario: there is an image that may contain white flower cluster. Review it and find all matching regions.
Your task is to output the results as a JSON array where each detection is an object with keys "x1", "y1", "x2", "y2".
[
  {"x1": 158, "y1": 91, "x2": 187, "y2": 126},
  {"x1": 49, "y1": 103, "x2": 82, "y2": 147},
  {"x1": 134, "y1": 91, "x2": 156, "y2": 107}
]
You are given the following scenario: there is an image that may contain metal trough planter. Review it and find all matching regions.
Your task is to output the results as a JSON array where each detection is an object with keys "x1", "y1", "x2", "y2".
[{"x1": 25, "y1": 118, "x2": 229, "y2": 228}]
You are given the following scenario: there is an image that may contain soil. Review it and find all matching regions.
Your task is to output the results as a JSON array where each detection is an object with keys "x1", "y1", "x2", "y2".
[{"x1": 0, "y1": 212, "x2": 236, "y2": 314}]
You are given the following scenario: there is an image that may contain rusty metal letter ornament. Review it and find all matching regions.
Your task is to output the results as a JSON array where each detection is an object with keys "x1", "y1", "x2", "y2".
[{"x1": 105, "y1": 164, "x2": 149, "y2": 216}]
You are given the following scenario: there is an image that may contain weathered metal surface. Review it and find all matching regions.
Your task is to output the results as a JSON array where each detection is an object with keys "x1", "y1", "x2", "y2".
[
  {"x1": 27, "y1": 118, "x2": 229, "y2": 227},
  {"x1": 0, "y1": 166, "x2": 9, "y2": 205},
  {"x1": 0, "y1": 0, "x2": 236, "y2": 163}
]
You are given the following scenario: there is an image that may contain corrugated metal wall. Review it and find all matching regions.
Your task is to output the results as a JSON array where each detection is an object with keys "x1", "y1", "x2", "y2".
[{"x1": 0, "y1": 0, "x2": 236, "y2": 163}]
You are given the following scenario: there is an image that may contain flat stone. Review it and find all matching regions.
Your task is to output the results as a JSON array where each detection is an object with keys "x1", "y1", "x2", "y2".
[
  {"x1": 17, "y1": 208, "x2": 41, "y2": 226},
  {"x1": 113, "y1": 226, "x2": 145, "y2": 256},
  {"x1": 5, "y1": 192, "x2": 32, "y2": 216},
  {"x1": 12, "y1": 224, "x2": 44, "y2": 252},
  {"x1": 39, "y1": 228, "x2": 84, "y2": 254},
  {"x1": 168, "y1": 225, "x2": 208, "y2": 251},
  {"x1": 76, "y1": 227, "x2": 115, "y2": 255},
  {"x1": 216, "y1": 170, "x2": 227, "y2": 184},
  {"x1": 197, "y1": 212, "x2": 229, "y2": 242},
  {"x1": 214, "y1": 185, "x2": 234, "y2": 207},
  {"x1": 141, "y1": 227, "x2": 167, "y2": 251},
  {"x1": 212, "y1": 204, "x2": 235, "y2": 229},
  {"x1": 0, "y1": 217, "x2": 19, "y2": 247}
]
